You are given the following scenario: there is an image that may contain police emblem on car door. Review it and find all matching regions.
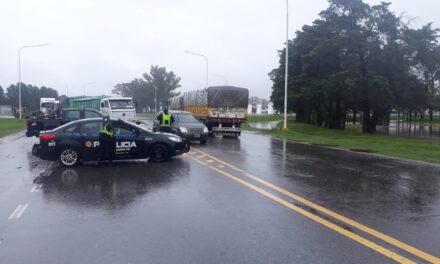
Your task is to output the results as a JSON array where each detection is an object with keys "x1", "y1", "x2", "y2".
[
  {"x1": 113, "y1": 122, "x2": 143, "y2": 158},
  {"x1": 79, "y1": 120, "x2": 103, "y2": 161}
]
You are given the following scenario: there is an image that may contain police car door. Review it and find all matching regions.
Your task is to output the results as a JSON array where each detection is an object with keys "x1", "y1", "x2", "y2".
[
  {"x1": 78, "y1": 120, "x2": 103, "y2": 161},
  {"x1": 112, "y1": 122, "x2": 143, "y2": 158}
]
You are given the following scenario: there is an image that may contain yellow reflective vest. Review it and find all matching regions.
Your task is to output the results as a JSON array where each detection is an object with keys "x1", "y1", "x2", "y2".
[{"x1": 161, "y1": 113, "x2": 171, "y2": 126}]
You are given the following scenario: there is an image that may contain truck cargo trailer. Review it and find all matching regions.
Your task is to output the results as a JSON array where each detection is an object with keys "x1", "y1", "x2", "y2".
[{"x1": 170, "y1": 86, "x2": 249, "y2": 136}]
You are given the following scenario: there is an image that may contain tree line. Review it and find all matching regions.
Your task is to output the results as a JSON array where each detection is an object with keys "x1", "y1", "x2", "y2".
[
  {"x1": 113, "y1": 65, "x2": 181, "y2": 112},
  {"x1": 270, "y1": 0, "x2": 440, "y2": 133},
  {"x1": 0, "y1": 83, "x2": 59, "y2": 112}
]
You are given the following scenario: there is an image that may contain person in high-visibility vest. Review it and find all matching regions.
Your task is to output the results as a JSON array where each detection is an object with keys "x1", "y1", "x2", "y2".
[
  {"x1": 157, "y1": 108, "x2": 175, "y2": 133},
  {"x1": 98, "y1": 122, "x2": 115, "y2": 164}
]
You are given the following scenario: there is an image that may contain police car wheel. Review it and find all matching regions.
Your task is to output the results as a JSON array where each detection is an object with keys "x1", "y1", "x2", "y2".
[
  {"x1": 58, "y1": 148, "x2": 80, "y2": 167},
  {"x1": 32, "y1": 144, "x2": 40, "y2": 156},
  {"x1": 150, "y1": 144, "x2": 169, "y2": 162}
]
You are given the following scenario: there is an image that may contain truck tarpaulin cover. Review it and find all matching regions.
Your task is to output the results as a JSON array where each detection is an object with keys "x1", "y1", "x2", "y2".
[
  {"x1": 177, "y1": 86, "x2": 249, "y2": 108},
  {"x1": 207, "y1": 86, "x2": 249, "y2": 108}
]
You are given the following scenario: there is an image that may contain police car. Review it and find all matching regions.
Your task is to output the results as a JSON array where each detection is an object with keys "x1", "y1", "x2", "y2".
[{"x1": 32, "y1": 118, "x2": 189, "y2": 167}]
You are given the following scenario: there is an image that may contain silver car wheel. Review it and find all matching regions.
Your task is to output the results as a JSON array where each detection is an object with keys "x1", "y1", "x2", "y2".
[{"x1": 60, "y1": 149, "x2": 78, "y2": 166}]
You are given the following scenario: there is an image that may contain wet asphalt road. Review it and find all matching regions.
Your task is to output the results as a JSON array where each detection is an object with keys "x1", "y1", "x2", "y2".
[{"x1": 0, "y1": 131, "x2": 439, "y2": 263}]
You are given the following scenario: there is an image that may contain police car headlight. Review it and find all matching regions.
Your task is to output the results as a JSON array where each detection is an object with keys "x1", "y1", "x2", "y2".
[
  {"x1": 168, "y1": 136, "x2": 183, "y2": 143},
  {"x1": 180, "y1": 127, "x2": 188, "y2": 133},
  {"x1": 203, "y1": 126, "x2": 208, "y2": 133}
]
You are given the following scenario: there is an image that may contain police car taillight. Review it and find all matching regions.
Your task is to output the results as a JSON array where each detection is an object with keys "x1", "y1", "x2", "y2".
[{"x1": 40, "y1": 134, "x2": 55, "y2": 141}]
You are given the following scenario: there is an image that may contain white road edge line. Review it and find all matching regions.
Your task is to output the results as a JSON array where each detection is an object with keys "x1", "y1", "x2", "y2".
[
  {"x1": 30, "y1": 184, "x2": 42, "y2": 193},
  {"x1": 16, "y1": 204, "x2": 29, "y2": 218},
  {"x1": 8, "y1": 205, "x2": 23, "y2": 219}
]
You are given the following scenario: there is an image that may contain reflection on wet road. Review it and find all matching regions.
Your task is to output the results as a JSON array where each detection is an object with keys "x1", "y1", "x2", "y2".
[
  {"x1": 0, "y1": 132, "x2": 439, "y2": 263},
  {"x1": 36, "y1": 161, "x2": 190, "y2": 210}
]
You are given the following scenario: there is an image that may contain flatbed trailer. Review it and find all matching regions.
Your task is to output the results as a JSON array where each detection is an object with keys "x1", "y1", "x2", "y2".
[{"x1": 171, "y1": 86, "x2": 249, "y2": 136}]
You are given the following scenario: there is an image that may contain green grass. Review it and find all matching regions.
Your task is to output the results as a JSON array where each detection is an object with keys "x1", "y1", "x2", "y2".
[
  {"x1": 243, "y1": 118, "x2": 440, "y2": 164},
  {"x1": 0, "y1": 118, "x2": 25, "y2": 138}
]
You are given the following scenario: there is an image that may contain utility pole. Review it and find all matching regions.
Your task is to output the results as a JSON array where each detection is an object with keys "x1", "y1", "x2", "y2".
[
  {"x1": 185, "y1": 50, "x2": 209, "y2": 88},
  {"x1": 282, "y1": 0, "x2": 289, "y2": 131},
  {"x1": 18, "y1": 44, "x2": 48, "y2": 119}
]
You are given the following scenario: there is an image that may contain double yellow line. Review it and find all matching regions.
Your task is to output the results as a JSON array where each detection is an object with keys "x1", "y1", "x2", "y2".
[{"x1": 187, "y1": 147, "x2": 440, "y2": 264}]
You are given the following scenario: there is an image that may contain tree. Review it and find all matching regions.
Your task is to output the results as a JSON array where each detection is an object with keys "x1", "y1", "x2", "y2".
[
  {"x1": 113, "y1": 65, "x2": 181, "y2": 112},
  {"x1": 3, "y1": 83, "x2": 59, "y2": 111},
  {"x1": 0, "y1": 83, "x2": 58, "y2": 111},
  {"x1": 270, "y1": 0, "x2": 440, "y2": 133},
  {"x1": 403, "y1": 24, "x2": 440, "y2": 121},
  {"x1": 143, "y1": 65, "x2": 181, "y2": 108},
  {"x1": 0, "y1": 86, "x2": 5, "y2": 104}
]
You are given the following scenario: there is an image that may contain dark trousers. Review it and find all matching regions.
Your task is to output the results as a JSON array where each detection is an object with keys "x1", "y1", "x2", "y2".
[{"x1": 98, "y1": 134, "x2": 115, "y2": 162}]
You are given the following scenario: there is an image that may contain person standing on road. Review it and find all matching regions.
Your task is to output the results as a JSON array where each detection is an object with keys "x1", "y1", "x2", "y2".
[
  {"x1": 98, "y1": 121, "x2": 115, "y2": 164},
  {"x1": 157, "y1": 108, "x2": 175, "y2": 133}
]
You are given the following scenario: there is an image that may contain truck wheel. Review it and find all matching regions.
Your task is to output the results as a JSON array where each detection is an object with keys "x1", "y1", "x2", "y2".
[
  {"x1": 150, "y1": 144, "x2": 169, "y2": 162},
  {"x1": 200, "y1": 139, "x2": 207, "y2": 145},
  {"x1": 58, "y1": 148, "x2": 80, "y2": 167}
]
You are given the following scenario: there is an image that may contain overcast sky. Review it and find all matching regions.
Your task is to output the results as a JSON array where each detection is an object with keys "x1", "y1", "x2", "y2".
[{"x1": 1, "y1": 0, "x2": 438, "y2": 99}]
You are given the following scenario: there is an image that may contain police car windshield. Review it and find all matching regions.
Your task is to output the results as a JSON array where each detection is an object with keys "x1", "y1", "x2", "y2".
[
  {"x1": 176, "y1": 114, "x2": 199, "y2": 123},
  {"x1": 109, "y1": 100, "x2": 134, "y2": 109}
]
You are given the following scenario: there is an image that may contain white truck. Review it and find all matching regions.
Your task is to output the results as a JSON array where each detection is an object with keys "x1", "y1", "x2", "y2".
[
  {"x1": 40, "y1": 98, "x2": 60, "y2": 114},
  {"x1": 100, "y1": 96, "x2": 137, "y2": 121}
]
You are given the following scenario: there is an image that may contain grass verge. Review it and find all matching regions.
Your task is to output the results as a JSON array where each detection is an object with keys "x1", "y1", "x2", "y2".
[
  {"x1": 246, "y1": 114, "x2": 285, "y2": 123},
  {"x1": 0, "y1": 118, "x2": 25, "y2": 138},
  {"x1": 243, "y1": 117, "x2": 440, "y2": 164}
]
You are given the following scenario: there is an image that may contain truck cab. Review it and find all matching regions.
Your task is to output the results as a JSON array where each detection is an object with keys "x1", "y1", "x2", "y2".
[
  {"x1": 100, "y1": 97, "x2": 136, "y2": 121},
  {"x1": 40, "y1": 98, "x2": 60, "y2": 114}
]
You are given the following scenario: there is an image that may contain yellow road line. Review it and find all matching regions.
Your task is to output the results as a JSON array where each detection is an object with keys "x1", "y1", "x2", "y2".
[
  {"x1": 191, "y1": 147, "x2": 440, "y2": 263},
  {"x1": 189, "y1": 156, "x2": 208, "y2": 166},
  {"x1": 208, "y1": 165, "x2": 415, "y2": 263}
]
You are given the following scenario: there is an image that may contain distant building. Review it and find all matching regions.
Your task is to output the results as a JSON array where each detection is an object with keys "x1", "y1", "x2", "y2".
[
  {"x1": 247, "y1": 97, "x2": 274, "y2": 115},
  {"x1": 0, "y1": 105, "x2": 13, "y2": 115}
]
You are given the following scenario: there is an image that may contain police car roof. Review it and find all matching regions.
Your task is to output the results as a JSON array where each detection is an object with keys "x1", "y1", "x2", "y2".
[{"x1": 68, "y1": 118, "x2": 132, "y2": 124}]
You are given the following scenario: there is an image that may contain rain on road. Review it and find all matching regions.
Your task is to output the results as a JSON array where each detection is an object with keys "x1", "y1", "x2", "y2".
[{"x1": 0, "y1": 131, "x2": 439, "y2": 263}]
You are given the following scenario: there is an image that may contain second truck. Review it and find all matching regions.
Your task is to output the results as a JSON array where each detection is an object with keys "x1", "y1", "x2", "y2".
[{"x1": 170, "y1": 86, "x2": 249, "y2": 137}]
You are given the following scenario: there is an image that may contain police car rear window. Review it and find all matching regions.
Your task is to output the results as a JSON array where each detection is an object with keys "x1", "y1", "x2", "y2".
[
  {"x1": 80, "y1": 121, "x2": 102, "y2": 134},
  {"x1": 64, "y1": 125, "x2": 78, "y2": 133},
  {"x1": 65, "y1": 110, "x2": 81, "y2": 119},
  {"x1": 84, "y1": 110, "x2": 101, "y2": 118}
]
